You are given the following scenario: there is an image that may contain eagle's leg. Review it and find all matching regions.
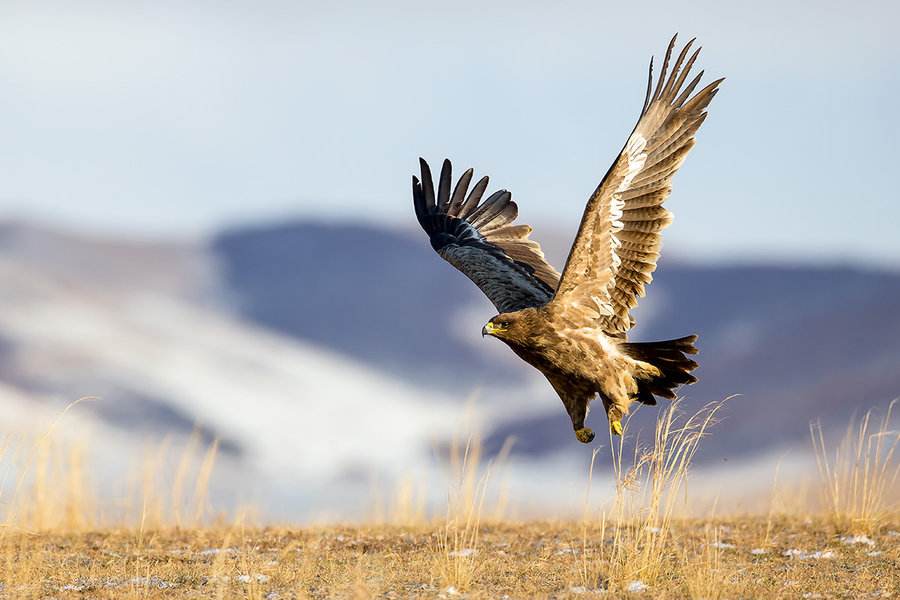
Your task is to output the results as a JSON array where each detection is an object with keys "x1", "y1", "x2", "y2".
[
  {"x1": 608, "y1": 408, "x2": 624, "y2": 436},
  {"x1": 565, "y1": 396, "x2": 593, "y2": 444},
  {"x1": 575, "y1": 426, "x2": 595, "y2": 444},
  {"x1": 601, "y1": 396, "x2": 626, "y2": 437},
  {"x1": 569, "y1": 397, "x2": 597, "y2": 444},
  {"x1": 545, "y1": 375, "x2": 595, "y2": 444}
]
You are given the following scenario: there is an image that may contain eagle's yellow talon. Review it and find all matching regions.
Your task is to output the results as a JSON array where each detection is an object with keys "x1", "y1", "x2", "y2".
[
  {"x1": 575, "y1": 427, "x2": 595, "y2": 444},
  {"x1": 610, "y1": 419, "x2": 624, "y2": 436}
]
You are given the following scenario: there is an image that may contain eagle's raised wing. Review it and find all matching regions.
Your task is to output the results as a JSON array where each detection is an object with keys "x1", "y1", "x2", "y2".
[
  {"x1": 552, "y1": 35, "x2": 723, "y2": 336},
  {"x1": 413, "y1": 158, "x2": 560, "y2": 313}
]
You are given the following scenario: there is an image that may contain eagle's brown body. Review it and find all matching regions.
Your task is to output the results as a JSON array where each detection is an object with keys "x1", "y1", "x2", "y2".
[
  {"x1": 413, "y1": 35, "x2": 719, "y2": 443},
  {"x1": 487, "y1": 305, "x2": 697, "y2": 442},
  {"x1": 501, "y1": 307, "x2": 632, "y2": 437}
]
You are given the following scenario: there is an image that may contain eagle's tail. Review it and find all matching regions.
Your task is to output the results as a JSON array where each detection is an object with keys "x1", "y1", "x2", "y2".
[{"x1": 621, "y1": 335, "x2": 699, "y2": 405}]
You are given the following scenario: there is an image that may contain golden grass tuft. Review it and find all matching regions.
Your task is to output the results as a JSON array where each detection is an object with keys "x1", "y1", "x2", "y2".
[
  {"x1": 434, "y1": 435, "x2": 491, "y2": 592},
  {"x1": 811, "y1": 398, "x2": 900, "y2": 534},
  {"x1": 573, "y1": 400, "x2": 729, "y2": 594}
]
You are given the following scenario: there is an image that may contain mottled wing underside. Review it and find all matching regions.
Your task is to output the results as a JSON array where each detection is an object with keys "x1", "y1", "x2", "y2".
[
  {"x1": 553, "y1": 35, "x2": 723, "y2": 336},
  {"x1": 413, "y1": 158, "x2": 560, "y2": 313}
]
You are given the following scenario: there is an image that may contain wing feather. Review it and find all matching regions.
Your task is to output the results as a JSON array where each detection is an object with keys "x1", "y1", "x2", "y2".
[
  {"x1": 459, "y1": 175, "x2": 489, "y2": 216},
  {"x1": 552, "y1": 35, "x2": 723, "y2": 336},
  {"x1": 469, "y1": 190, "x2": 512, "y2": 227},
  {"x1": 413, "y1": 159, "x2": 561, "y2": 313},
  {"x1": 448, "y1": 168, "x2": 474, "y2": 214}
]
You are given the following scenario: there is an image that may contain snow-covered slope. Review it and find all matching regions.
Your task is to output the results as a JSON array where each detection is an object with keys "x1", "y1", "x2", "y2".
[
  {"x1": 0, "y1": 223, "x2": 463, "y2": 517},
  {"x1": 3, "y1": 221, "x2": 899, "y2": 519}
]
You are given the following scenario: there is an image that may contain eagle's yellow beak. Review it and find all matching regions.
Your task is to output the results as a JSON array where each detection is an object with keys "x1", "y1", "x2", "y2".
[{"x1": 482, "y1": 321, "x2": 507, "y2": 337}]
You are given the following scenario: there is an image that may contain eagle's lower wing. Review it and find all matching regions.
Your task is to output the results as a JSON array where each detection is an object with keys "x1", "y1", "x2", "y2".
[
  {"x1": 413, "y1": 158, "x2": 560, "y2": 313},
  {"x1": 552, "y1": 36, "x2": 723, "y2": 336}
]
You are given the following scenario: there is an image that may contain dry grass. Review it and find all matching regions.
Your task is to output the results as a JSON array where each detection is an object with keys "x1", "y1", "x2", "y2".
[
  {"x1": 0, "y1": 400, "x2": 897, "y2": 598},
  {"x1": 434, "y1": 435, "x2": 490, "y2": 592},
  {"x1": 578, "y1": 401, "x2": 725, "y2": 593},
  {"x1": 812, "y1": 399, "x2": 900, "y2": 534},
  {"x1": 0, "y1": 519, "x2": 897, "y2": 598}
]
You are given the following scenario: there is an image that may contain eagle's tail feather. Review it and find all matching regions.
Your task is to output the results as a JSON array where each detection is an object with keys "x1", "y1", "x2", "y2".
[{"x1": 621, "y1": 335, "x2": 699, "y2": 405}]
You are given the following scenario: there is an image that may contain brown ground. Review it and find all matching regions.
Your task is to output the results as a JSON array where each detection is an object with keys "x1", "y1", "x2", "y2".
[{"x1": 2, "y1": 517, "x2": 897, "y2": 599}]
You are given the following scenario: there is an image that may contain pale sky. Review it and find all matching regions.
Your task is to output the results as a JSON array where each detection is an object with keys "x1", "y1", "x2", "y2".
[{"x1": 1, "y1": 0, "x2": 898, "y2": 265}]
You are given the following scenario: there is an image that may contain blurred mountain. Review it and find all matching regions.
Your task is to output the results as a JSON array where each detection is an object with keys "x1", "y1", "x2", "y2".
[
  {"x1": 0, "y1": 221, "x2": 459, "y2": 518},
  {"x1": 0, "y1": 219, "x2": 898, "y2": 517},
  {"x1": 212, "y1": 222, "x2": 511, "y2": 386},
  {"x1": 212, "y1": 221, "x2": 900, "y2": 462}
]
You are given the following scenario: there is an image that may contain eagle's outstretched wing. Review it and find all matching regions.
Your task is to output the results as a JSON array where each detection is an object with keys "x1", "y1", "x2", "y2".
[
  {"x1": 413, "y1": 158, "x2": 560, "y2": 313},
  {"x1": 552, "y1": 35, "x2": 723, "y2": 336}
]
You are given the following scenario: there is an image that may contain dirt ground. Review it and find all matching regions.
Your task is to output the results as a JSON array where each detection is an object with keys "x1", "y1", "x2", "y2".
[{"x1": 1, "y1": 517, "x2": 897, "y2": 599}]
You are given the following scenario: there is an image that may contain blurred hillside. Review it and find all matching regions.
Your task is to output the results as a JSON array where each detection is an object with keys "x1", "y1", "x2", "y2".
[
  {"x1": 214, "y1": 221, "x2": 900, "y2": 461},
  {"x1": 0, "y1": 221, "x2": 459, "y2": 518},
  {"x1": 0, "y1": 219, "x2": 898, "y2": 516}
]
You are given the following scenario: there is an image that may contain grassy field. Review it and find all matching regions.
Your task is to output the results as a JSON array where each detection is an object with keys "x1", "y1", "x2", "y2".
[
  {"x1": 0, "y1": 517, "x2": 897, "y2": 598},
  {"x1": 0, "y1": 401, "x2": 897, "y2": 598}
]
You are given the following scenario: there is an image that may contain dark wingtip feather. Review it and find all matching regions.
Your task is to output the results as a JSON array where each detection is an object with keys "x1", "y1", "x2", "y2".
[
  {"x1": 412, "y1": 174, "x2": 429, "y2": 228},
  {"x1": 682, "y1": 77, "x2": 725, "y2": 113},
  {"x1": 437, "y1": 159, "x2": 453, "y2": 212},
  {"x1": 652, "y1": 34, "x2": 678, "y2": 102},
  {"x1": 459, "y1": 175, "x2": 490, "y2": 217},
  {"x1": 670, "y1": 46, "x2": 702, "y2": 105},
  {"x1": 448, "y1": 167, "x2": 474, "y2": 216},
  {"x1": 469, "y1": 189, "x2": 512, "y2": 228},
  {"x1": 642, "y1": 56, "x2": 654, "y2": 115},
  {"x1": 662, "y1": 37, "x2": 696, "y2": 100},
  {"x1": 418, "y1": 157, "x2": 436, "y2": 211},
  {"x1": 674, "y1": 70, "x2": 704, "y2": 107}
]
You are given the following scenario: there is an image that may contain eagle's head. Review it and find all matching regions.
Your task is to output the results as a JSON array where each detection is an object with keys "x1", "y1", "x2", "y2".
[{"x1": 481, "y1": 309, "x2": 538, "y2": 345}]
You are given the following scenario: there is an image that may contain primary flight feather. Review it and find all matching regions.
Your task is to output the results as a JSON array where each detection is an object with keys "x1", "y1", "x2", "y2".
[{"x1": 412, "y1": 35, "x2": 722, "y2": 443}]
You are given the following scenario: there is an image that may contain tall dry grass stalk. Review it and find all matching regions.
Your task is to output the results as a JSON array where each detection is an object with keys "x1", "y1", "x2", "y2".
[
  {"x1": 581, "y1": 400, "x2": 725, "y2": 592},
  {"x1": 0, "y1": 426, "x2": 221, "y2": 533},
  {"x1": 681, "y1": 521, "x2": 733, "y2": 600},
  {"x1": 367, "y1": 471, "x2": 429, "y2": 527},
  {"x1": 389, "y1": 474, "x2": 429, "y2": 526},
  {"x1": 434, "y1": 434, "x2": 493, "y2": 592},
  {"x1": 0, "y1": 422, "x2": 227, "y2": 598},
  {"x1": 0, "y1": 435, "x2": 91, "y2": 533},
  {"x1": 811, "y1": 398, "x2": 900, "y2": 533}
]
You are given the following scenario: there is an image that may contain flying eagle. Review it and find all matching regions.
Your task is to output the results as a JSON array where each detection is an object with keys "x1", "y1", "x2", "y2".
[{"x1": 412, "y1": 36, "x2": 722, "y2": 443}]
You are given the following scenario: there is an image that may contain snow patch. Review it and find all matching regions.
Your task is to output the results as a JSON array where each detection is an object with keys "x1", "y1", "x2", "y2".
[
  {"x1": 626, "y1": 580, "x2": 648, "y2": 593},
  {"x1": 783, "y1": 549, "x2": 835, "y2": 560},
  {"x1": 570, "y1": 586, "x2": 588, "y2": 594},
  {"x1": 200, "y1": 547, "x2": 239, "y2": 556},
  {"x1": 840, "y1": 535, "x2": 875, "y2": 547}
]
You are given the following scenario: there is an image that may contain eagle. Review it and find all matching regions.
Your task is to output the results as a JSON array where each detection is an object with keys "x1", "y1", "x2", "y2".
[{"x1": 412, "y1": 36, "x2": 722, "y2": 443}]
